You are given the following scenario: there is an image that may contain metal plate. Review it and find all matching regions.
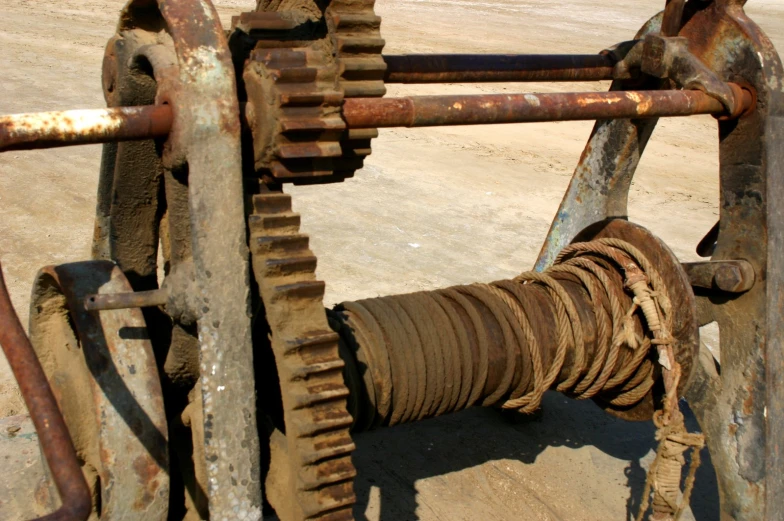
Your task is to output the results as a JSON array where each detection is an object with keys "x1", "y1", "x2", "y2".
[{"x1": 28, "y1": 261, "x2": 168, "y2": 520}]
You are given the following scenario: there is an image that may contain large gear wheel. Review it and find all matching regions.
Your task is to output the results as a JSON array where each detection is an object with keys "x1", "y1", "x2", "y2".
[{"x1": 249, "y1": 187, "x2": 357, "y2": 521}]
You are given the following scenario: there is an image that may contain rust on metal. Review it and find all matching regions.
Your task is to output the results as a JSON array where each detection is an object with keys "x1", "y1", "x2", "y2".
[
  {"x1": 682, "y1": 260, "x2": 756, "y2": 293},
  {"x1": 0, "y1": 105, "x2": 172, "y2": 152},
  {"x1": 231, "y1": 11, "x2": 300, "y2": 32},
  {"x1": 29, "y1": 261, "x2": 170, "y2": 520},
  {"x1": 661, "y1": 0, "x2": 687, "y2": 37},
  {"x1": 0, "y1": 261, "x2": 91, "y2": 521},
  {"x1": 84, "y1": 287, "x2": 169, "y2": 311},
  {"x1": 383, "y1": 54, "x2": 616, "y2": 83},
  {"x1": 342, "y1": 86, "x2": 752, "y2": 128},
  {"x1": 147, "y1": 0, "x2": 265, "y2": 517},
  {"x1": 0, "y1": 85, "x2": 753, "y2": 154},
  {"x1": 535, "y1": 4, "x2": 783, "y2": 518}
]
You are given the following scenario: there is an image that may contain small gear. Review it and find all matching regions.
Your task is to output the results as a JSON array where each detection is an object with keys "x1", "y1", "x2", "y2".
[{"x1": 238, "y1": 0, "x2": 386, "y2": 184}]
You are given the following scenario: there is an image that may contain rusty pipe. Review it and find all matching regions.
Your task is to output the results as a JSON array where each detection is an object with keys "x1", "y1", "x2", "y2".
[
  {"x1": 0, "y1": 86, "x2": 752, "y2": 151},
  {"x1": 0, "y1": 105, "x2": 172, "y2": 152},
  {"x1": 0, "y1": 262, "x2": 91, "y2": 521},
  {"x1": 383, "y1": 54, "x2": 617, "y2": 83},
  {"x1": 342, "y1": 86, "x2": 753, "y2": 128}
]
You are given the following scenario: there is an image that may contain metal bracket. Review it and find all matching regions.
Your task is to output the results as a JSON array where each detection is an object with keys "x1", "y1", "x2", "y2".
[{"x1": 641, "y1": 33, "x2": 741, "y2": 115}]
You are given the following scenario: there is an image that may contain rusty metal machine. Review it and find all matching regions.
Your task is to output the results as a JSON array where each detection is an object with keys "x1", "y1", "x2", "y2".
[{"x1": 0, "y1": 0, "x2": 782, "y2": 519}]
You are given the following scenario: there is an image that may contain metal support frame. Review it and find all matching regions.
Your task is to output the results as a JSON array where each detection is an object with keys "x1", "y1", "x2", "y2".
[
  {"x1": 139, "y1": 0, "x2": 263, "y2": 518},
  {"x1": 99, "y1": 0, "x2": 263, "y2": 519},
  {"x1": 537, "y1": 2, "x2": 783, "y2": 519}
]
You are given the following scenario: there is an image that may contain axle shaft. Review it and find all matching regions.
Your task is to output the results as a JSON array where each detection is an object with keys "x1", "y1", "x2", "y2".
[
  {"x1": 383, "y1": 54, "x2": 616, "y2": 83},
  {"x1": 0, "y1": 105, "x2": 171, "y2": 152},
  {"x1": 342, "y1": 88, "x2": 751, "y2": 128},
  {"x1": 0, "y1": 86, "x2": 752, "y2": 152}
]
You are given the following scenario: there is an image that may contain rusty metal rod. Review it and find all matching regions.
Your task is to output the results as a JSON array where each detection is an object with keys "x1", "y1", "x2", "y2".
[
  {"x1": 0, "y1": 86, "x2": 752, "y2": 151},
  {"x1": 342, "y1": 87, "x2": 753, "y2": 128},
  {"x1": 383, "y1": 54, "x2": 617, "y2": 83},
  {"x1": 0, "y1": 105, "x2": 172, "y2": 152},
  {"x1": 84, "y1": 288, "x2": 168, "y2": 311},
  {"x1": 0, "y1": 261, "x2": 91, "y2": 521}
]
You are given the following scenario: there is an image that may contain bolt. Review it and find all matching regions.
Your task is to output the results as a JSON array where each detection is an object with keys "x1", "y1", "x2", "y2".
[{"x1": 714, "y1": 262, "x2": 754, "y2": 293}]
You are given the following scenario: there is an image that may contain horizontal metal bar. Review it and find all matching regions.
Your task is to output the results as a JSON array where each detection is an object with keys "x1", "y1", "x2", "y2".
[
  {"x1": 84, "y1": 288, "x2": 169, "y2": 311},
  {"x1": 342, "y1": 86, "x2": 752, "y2": 128},
  {"x1": 0, "y1": 261, "x2": 91, "y2": 521},
  {"x1": 0, "y1": 105, "x2": 172, "y2": 152},
  {"x1": 383, "y1": 54, "x2": 617, "y2": 83},
  {"x1": 0, "y1": 85, "x2": 752, "y2": 152}
]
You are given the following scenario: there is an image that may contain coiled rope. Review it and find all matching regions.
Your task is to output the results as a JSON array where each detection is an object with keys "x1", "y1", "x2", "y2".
[
  {"x1": 551, "y1": 238, "x2": 705, "y2": 521},
  {"x1": 331, "y1": 238, "x2": 703, "y2": 519}
]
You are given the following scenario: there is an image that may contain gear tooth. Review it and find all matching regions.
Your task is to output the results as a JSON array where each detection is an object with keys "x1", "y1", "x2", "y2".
[
  {"x1": 279, "y1": 89, "x2": 344, "y2": 107},
  {"x1": 340, "y1": 57, "x2": 387, "y2": 80},
  {"x1": 295, "y1": 414, "x2": 353, "y2": 438},
  {"x1": 277, "y1": 142, "x2": 343, "y2": 159},
  {"x1": 252, "y1": 192, "x2": 292, "y2": 214},
  {"x1": 252, "y1": 234, "x2": 310, "y2": 255},
  {"x1": 331, "y1": 13, "x2": 382, "y2": 30},
  {"x1": 253, "y1": 48, "x2": 308, "y2": 68},
  {"x1": 280, "y1": 116, "x2": 346, "y2": 132},
  {"x1": 342, "y1": 80, "x2": 387, "y2": 98},
  {"x1": 347, "y1": 128, "x2": 378, "y2": 140},
  {"x1": 345, "y1": 145, "x2": 372, "y2": 157},
  {"x1": 265, "y1": 255, "x2": 318, "y2": 277},
  {"x1": 248, "y1": 213, "x2": 301, "y2": 234},
  {"x1": 274, "y1": 280, "x2": 326, "y2": 301},
  {"x1": 275, "y1": 66, "x2": 319, "y2": 84},
  {"x1": 292, "y1": 360, "x2": 347, "y2": 380},
  {"x1": 301, "y1": 457, "x2": 357, "y2": 491},
  {"x1": 301, "y1": 437, "x2": 356, "y2": 466},
  {"x1": 292, "y1": 385, "x2": 351, "y2": 410},
  {"x1": 336, "y1": 36, "x2": 385, "y2": 54},
  {"x1": 302, "y1": 483, "x2": 355, "y2": 520},
  {"x1": 271, "y1": 161, "x2": 336, "y2": 179}
]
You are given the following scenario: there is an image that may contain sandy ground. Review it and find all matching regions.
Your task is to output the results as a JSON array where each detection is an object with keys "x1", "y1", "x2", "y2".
[{"x1": 1, "y1": 0, "x2": 782, "y2": 519}]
